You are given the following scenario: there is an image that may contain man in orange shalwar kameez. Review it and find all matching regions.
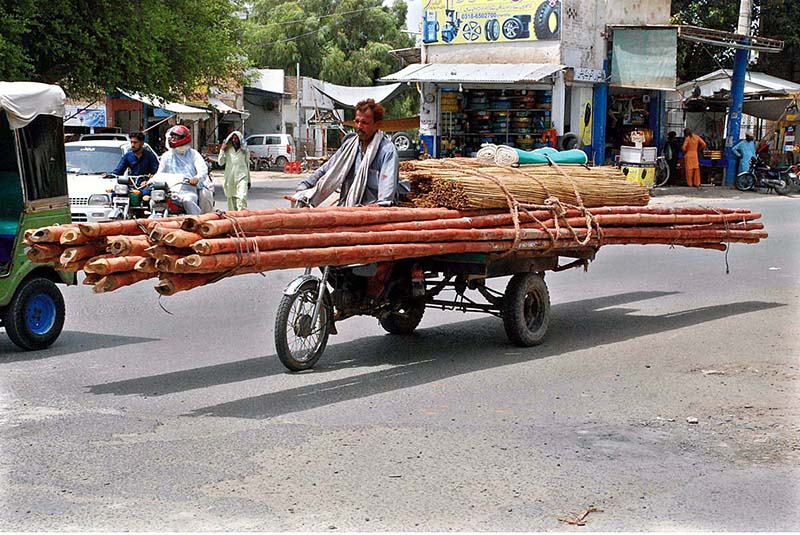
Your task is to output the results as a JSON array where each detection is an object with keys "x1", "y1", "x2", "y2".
[{"x1": 681, "y1": 128, "x2": 707, "y2": 188}]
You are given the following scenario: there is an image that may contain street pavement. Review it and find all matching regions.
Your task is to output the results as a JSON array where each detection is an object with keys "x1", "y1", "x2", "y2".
[{"x1": 1, "y1": 175, "x2": 798, "y2": 530}]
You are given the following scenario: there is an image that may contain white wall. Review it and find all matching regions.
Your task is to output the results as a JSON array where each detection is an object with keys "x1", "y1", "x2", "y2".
[
  {"x1": 425, "y1": 41, "x2": 561, "y2": 64},
  {"x1": 560, "y1": 0, "x2": 605, "y2": 70},
  {"x1": 604, "y1": 0, "x2": 671, "y2": 25}
]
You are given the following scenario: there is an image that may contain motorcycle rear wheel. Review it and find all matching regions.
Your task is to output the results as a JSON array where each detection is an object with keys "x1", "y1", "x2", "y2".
[
  {"x1": 774, "y1": 179, "x2": 791, "y2": 195},
  {"x1": 379, "y1": 299, "x2": 425, "y2": 335},
  {"x1": 274, "y1": 281, "x2": 331, "y2": 371}
]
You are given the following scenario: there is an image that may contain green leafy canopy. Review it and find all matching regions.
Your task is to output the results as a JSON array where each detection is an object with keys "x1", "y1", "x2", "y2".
[
  {"x1": 671, "y1": 0, "x2": 800, "y2": 83},
  {"x1": 0, "y1": 0, "x2": 250, "y2": 99}
]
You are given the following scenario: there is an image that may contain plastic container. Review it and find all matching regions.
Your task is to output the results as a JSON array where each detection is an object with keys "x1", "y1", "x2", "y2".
[{"x1": 620, "y1": 146, "x2": 657, "y2": 164}]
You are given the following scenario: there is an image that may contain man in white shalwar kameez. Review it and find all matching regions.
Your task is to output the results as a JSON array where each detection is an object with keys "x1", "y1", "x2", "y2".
[{"x1": 218, "y1": 131, "x2": 250, "y2": 210}]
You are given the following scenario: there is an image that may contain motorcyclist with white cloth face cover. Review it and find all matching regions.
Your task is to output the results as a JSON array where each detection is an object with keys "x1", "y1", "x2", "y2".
[{"x1": 155, "y1": 124, "x2": 210, "y2": 215}]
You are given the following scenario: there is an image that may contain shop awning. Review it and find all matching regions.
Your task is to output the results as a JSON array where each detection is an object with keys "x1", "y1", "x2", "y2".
[
  {"x1": 312, "y1": 81, "x2": 406, "y2": 108},
  {"x1": 742, "y1": 97, "x2": 798, "y2": 121},
  {"x1": 118, "y1": 90, "x2": 210, "y2": 120},
  {"x1": 379, "y1": 63, "x2": 565, "y2": 84},
  {"x1": 208, "y1": 96, "x2": 250, "y2": 118}
]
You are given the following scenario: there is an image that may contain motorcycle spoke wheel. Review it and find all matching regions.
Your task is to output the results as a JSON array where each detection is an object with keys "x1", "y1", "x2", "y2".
[{"x1": 275, "y1": 286, "x2": 330, "y2": 371}]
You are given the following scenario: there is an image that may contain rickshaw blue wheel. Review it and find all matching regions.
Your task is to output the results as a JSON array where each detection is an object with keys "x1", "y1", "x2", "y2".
[{"x1": 25, "y1": 293, "x2": 57, "y2": 335}]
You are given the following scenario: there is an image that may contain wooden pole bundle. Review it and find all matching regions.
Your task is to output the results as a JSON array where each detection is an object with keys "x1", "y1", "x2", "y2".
[{"x1": 23, "y1": 186, "x2": 768, "y2": 296}]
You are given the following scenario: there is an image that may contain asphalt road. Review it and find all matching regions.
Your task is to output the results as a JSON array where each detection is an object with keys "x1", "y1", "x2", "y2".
[{"x1": 1, "y1": 176, "x2": 798, "y2": 530}]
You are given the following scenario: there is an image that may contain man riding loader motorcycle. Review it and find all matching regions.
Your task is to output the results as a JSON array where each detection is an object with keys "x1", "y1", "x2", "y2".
[
  {"x1": 0, "y1": 82, "x2": 75, "y2": 350},
  {"x1": 278, "y1": 99, "x2": 406, "y2": 371}
]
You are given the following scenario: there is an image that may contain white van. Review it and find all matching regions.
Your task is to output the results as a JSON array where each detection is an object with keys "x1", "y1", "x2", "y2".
[{"x1": 244, "y1": 133, "x2": 295, "y2": 167}]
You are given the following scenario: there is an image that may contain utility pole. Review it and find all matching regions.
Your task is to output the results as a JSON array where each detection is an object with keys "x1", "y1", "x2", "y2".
[
  {"x1": 724, "y1": 0, "x2": 752, "y2": 185},
  {"x1": 296, "y1": 63, "x2": 301, "y2": 159}
]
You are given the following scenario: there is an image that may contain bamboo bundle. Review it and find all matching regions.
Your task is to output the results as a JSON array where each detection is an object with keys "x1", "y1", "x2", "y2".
[{"x1": 401, "y1": 158, "x2": 649, "y2": 209}]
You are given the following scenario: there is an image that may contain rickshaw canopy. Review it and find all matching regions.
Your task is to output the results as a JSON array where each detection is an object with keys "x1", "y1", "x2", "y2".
[{"x1": 0, "y1": 82, "x2": 66, "y2": 129}]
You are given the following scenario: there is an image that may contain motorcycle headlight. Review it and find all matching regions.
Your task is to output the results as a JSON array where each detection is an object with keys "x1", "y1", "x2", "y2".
[
  {"x1": 114, "y1": 184, "x2": 129, "y2": 195},
  {"x1": 88, "y1": 194, "x2": 111, "y2": 206},
  {"x1": 789, "y1": 172, "x2": 798, "y2": 179},
  {"x1": 151, "y1": 190, "x2": 166, "y2": 202}
]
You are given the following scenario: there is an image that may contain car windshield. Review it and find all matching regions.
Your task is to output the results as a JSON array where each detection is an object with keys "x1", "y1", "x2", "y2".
[{"x1": 65, "y1": 146, "x2": 122, "y2": 174}]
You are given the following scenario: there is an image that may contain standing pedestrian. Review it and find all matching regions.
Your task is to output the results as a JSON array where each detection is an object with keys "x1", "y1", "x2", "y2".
[
  {"x1": 218, "y1": 131, "x2": 250, "y2": 211},
  {"x1": 732, "y1": 132, "x2": 757, "y2": 175},
  {"x1": 663, "y1": 131, "x2": 681, "y2": 184},
  {"x1": 682, "y1": 128, "x2": 707, "y2": 188}
]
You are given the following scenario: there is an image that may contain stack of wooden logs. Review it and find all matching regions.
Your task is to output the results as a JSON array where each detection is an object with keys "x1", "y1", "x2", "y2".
[
  {"x1": 25, "y1": 204, "x2": 767, "y2": 295},
  {"x1": 399, "y1": 158, "x2": 650, "y2": 209}
]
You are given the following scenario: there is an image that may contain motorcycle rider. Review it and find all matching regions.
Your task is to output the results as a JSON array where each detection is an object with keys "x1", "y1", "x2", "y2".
[
  {"x1": 154, "y1": 125, "x2": 210, "y2": 215},
  {"x1": 293, "y1": 99, "x2": 401, "y2": 304},
  {"x1": 102, "y1": 131, "x2": 159, "y2": 198},
  {"x1": 293, "y1": 98, "x2": 399, "y2": 207}
]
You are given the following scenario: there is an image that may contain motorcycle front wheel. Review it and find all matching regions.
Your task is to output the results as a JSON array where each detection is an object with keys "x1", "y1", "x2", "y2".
[
  {"x1": 274, "y1": 281, "x2": 332, "y2": 371},
  {"x1": 735, "y1": 173, "x2": 755, "y2": 191}
]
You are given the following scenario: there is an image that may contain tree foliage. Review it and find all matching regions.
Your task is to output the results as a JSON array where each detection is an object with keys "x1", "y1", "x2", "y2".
[
  {"x1": 671, "y1": 0, "x2": 800, "y2": 83},
  {"x1": 0, "y1": 0, "x2": 249, "y2": 99},
  {"x1": 246, "y1": 0, "x2": 413, "y2": 89}
]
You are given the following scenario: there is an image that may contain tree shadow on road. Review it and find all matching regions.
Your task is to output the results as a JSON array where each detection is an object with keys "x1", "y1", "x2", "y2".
[
  {"x1": 84, "y1": 291, "x2": 784, "y2": 414},
  {"x1": 0, "y1": 331, "x2": 158, "y2": 363}
]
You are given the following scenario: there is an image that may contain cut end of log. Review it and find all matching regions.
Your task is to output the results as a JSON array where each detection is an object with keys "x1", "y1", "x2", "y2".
[
  {"x1": 154, "y1": 279, "x2": 176, "y2": 296},
  {"x1": 59, "y1": 228, "x2": 85, "y2": 244},
  {"x1": 134, "y1": 257, "x2": 158, "y2": 273},
  {"x1": 149, "y1": 227, "x2": 167, "y2": 243}
]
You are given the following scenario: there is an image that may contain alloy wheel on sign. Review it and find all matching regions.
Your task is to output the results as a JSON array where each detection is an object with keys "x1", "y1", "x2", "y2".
[
  {"x1": 463, "y1": 21, "x2": 481, "y2": 41},
  {"x1": 503, "y1": 18, "x2": 521, "y2": 39}
]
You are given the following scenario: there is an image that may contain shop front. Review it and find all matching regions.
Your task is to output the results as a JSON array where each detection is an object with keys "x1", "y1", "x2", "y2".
[
  {"x1": 382, "y1": 63, "x2": 565, "y2": 158},
  {"x1": 602, "y1": 26, "x2": 676, "y2": 183}
]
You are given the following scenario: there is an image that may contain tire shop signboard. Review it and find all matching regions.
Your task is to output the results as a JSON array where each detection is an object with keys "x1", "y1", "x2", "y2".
[{"x1": 422, "y1": 0, "x2": 561, "y2": 45}]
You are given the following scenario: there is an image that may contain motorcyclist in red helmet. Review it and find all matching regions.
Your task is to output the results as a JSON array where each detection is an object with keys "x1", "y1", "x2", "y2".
[{"x1": 153, "y1": 124, "x2": 213, "y2": 214}]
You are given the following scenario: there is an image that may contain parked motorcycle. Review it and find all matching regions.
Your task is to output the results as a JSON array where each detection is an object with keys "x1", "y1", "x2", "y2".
[
  {"x1": 735, "y1": 158, "x2": 791, "y2": 195},
  {"x1": 782, "y1": 163, "x2": 800, "y2": 191},
  {"x1": 109, "y1": 174, "x2": 151, "y2": 219},
  {"x1": 249, "y1": 151, "x2": 272, "y2": 171}
]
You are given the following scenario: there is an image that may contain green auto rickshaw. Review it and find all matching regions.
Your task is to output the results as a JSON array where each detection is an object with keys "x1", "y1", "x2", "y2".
[{"x1": 0, "y1": 82, "x2": 75, "y2": 350}]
